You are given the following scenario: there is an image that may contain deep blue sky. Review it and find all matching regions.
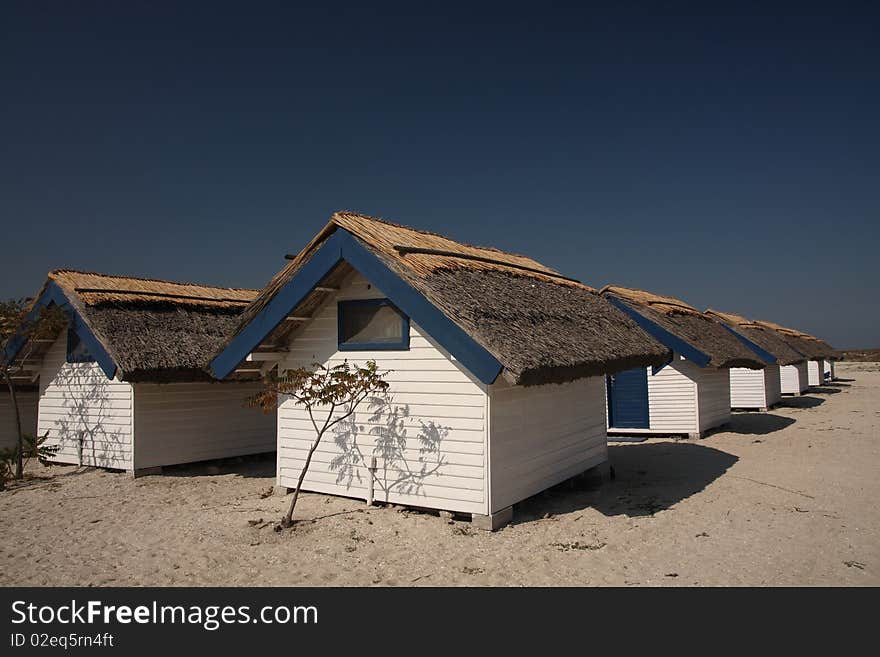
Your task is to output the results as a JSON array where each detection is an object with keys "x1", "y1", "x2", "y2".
[{"x1": 2, "y1": 2, "x2": 878, "y2": 347}]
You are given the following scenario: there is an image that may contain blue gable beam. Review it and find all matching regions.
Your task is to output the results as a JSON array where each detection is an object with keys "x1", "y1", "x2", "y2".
[
  {"x1": 607, "y1": 297, "x2": 711, "y2": 368},
  {"x1": 652, "y1": 351, "x2": 674, "y2": 375},
  {"x1": 210, "y1": 230, "x2": 504, "y2": 385},
  {"x1": 719, "y1": 323, "x2": 777, "y2": 365},
  {"x1": 4, "y1": 281, "x2": 118, "y2": 380},
  {"x1": 210, "y1": 230, "x2": 349, "y2": 381}
]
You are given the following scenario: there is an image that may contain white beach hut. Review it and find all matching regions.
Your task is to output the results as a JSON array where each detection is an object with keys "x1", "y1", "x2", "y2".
[
  {"x1": 598, "y1": 287, "x2": 772, "y2": 438},
  {"x1": 807, "y1": 360, "x2": 824, "y2": 387},
  {"x1": 704, "y1": 309, "x2": 807, "y2": 411},
  {"x1": 824, "y1": 360, "x2": 836, "y2": 381},
  {"x1": 754, "y1": 321, "x2": 838, "y2": 392},
  {"x1": 780, "y1": 361, "x2": 809, "y2": 395},
  {"x1": 209, "y1": 212, "x2": 670, "y2": 529},
  {"x1": 4, "y1": 271, "x2": 276, "y2": 475}
]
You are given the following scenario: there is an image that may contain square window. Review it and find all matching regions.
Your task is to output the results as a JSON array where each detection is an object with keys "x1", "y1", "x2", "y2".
[{"x1": 338, "y1": 299, "x2": 410, "y2": 351}]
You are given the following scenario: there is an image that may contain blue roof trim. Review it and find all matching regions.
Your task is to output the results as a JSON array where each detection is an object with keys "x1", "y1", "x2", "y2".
[
  {"x1": 209, "y1": 230, "x2": 348, "y2": 380},
  {"x1": 210, "y1": 229, "x2": 504, "y2": 384},
  {"x1": 4, "y1": 281, "x2": 118, "y2": 380},
  {"x1": 718, "y1": 323, "x2": 777, "y2": 365},
  {"x1": 607, "y1": 297, "x2": 711, "y2": 368},
  {"x1": 652, "y1": 351, "x2": 674, "y2": 375}
]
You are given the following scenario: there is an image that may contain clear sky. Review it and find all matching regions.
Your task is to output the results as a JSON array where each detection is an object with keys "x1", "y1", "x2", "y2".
[{"x1": 1, "y1": 2, "x2": 878, "y2": 347}]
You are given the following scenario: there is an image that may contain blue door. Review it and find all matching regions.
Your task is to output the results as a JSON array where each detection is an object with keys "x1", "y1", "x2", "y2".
[{"x1": 607, "y1": 367, "x2": 650, "y2": 429}]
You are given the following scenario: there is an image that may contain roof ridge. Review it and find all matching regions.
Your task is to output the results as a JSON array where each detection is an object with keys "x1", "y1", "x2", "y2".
[
  {"x1": 331, "y1": 210, "x2": 556, "y2": 266},
  {"x1": 706, "y1": 308, "x2": 761, "y2": 326},
  {"x1": 50, "y1": 268, "x2": 258, "y2": 293},
  {"x1": 599, "y1": 285, "x2": 700, "y2": 312}
]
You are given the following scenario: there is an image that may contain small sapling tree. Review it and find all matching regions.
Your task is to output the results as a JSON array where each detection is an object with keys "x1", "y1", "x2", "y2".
[
  {"x1": 1, "y1": 298, "x2": 65, "y2": 483},
  {"x1": 249, "y1": 360, "x2": 390, "y2": 528}
]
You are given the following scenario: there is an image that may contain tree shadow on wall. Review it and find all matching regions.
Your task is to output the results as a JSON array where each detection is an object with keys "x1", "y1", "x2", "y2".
[
  {"x1": 330, "y1": 395, "x2": 451, "y2": 503},
  {"x1": 51, "y1": 364, "x2": 127, "y2": 469}
]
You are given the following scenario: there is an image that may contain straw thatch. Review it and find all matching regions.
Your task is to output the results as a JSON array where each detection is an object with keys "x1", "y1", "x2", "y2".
[
  {"x1": 230, "y1": 211, "x2": 671, "y2": 385},
  {"x1": 49, "y1": 270, "x2": 255, "y2": 309},
  {"x1": 14, "y1": 270, "x2": 259, "y2": 383},
  {"x1": 599, "y1": 286, "x2": 768, "y2": 369},
  {"x1": 752, "y1": 319, "x2": 840, "y2": 360},
  {"x1": 704, "y1": 309, "x2": 806, "y2": 366}
]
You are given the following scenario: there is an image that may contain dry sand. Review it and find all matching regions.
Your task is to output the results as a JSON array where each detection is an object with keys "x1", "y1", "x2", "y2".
[{"x1": 2, "y1": 363, "x2": 877, "y2": 586}]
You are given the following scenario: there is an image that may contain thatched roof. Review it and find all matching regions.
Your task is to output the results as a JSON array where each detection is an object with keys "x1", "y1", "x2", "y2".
[
  {"x1": 704, "y1": 309, "x2": 806, "y2": 366},
  {"x1": 226, "y1": 211, "x2": 671, "y2": 386},
  {"x1": 599, "y1": 286, "x2": 768, "y2": 369},
  {"x1": 752, "y1": 319, "x2": 840, "y2": 360},
  {"x1": 12, "y1": 270, "x2": 259, "y2": 383}
]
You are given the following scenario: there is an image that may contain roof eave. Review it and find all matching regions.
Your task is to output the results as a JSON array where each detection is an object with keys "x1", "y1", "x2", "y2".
[{"x1": 4, "y1": 280, "x2": 119, "y2": 380}]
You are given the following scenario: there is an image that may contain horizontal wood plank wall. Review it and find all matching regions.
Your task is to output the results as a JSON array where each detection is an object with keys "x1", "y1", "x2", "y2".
[
  {"x1": 729, "y1": 367, "x2": 767, "y2": 409},
  {"x1": 276, "y1": 271, "x2": 489, "y2": 515},
  {"x1": 764, "y1": 365, "x2": 782, "y2": 407},
  {"x1": 133, "y1": 382, "x2": 276, "y2": 469},
  {"x1": 797, "y1": 362, "x2": 810, "y2": 392},
  {"x1": 780, "y1": 362, "x2": 808, "y2": 394},
  {"x1": 488, "y1": 376, "x2": 607, "y2": 513},
  {"x1": 38, "y1": 330, "x2": 133, "y2": 469},
  {"x1": 647, "y1": 359, "x2": 698, "y2": 433},
  {"x1": 807, "y1": 360, "x2": 823, "y2": 387},
  {"x1": 0, "y1": 390, "x2": 38, "y2": 450},
  {"x1": 696, "y1": 366, "x2": 731, "y2": 432}
]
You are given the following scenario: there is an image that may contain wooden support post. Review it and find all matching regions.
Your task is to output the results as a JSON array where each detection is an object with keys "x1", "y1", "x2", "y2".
[
  {"x1": 472, "y1": 506, "x2": 513, "y2": 531},
  {"x1": 366, "y1": 456, "x2": 377, "y2": 506}
]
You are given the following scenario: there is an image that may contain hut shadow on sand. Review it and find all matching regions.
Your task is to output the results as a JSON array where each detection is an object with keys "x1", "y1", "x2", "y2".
[
  {"x1": 808, "y1": 386, "x2": 842, "y2": 395},
  {"x1": 779, "y1": 396, "x2": 825, "y2": 409},
  {"x1": 161, "y1": 452, "x2": 276, "y2": 479},
  {"x1": 727, "y1": 412, "x2": 795, "y2": 435},
  {"x1": 512, "y1": 442, "x2": 738, "y2": 522}
]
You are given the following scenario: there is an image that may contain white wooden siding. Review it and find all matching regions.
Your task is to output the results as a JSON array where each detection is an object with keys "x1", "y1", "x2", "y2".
[
  {"x1": 275, "y1": 271, "x2": 489, "y2": 515},
  {"x1": 37, "y1": 330, "x2": 133, "y2": 469},
  {"x1": 764, "y1": 365, "x2": 782, "y2": 407},
  {"x1": 729, "y1": 365, "x2": 781, "y2": 410},
  {"x1": 807, "y1": 360, "x2": 823, "y2": 386},
  {"x1": 647, "y1": 359, "x2": 698, "y2": 433},
  {"x1": 488, "y1": 376, "x2": 607, "y2": 513},
  {"x1": 696, "y1": 366, "x2": 731, "y2": 432},
  {"x1": 729, "y1": 367, "x2": 766, "y2": 409},
  {"x1": 780, "y1": 362, "x2": 808, "y2": 394},
  {"x1": 133, "y1": 382, "x2": 276, "y2": 468},
  {"x1": 0, "y1": 390, "x2": 38, "y2": 451}
]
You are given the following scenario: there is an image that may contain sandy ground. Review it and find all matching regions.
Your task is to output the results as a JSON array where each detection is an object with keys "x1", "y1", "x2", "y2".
[{"x1": 1, "y1": 363, "x2": 877, "y2": 587}]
